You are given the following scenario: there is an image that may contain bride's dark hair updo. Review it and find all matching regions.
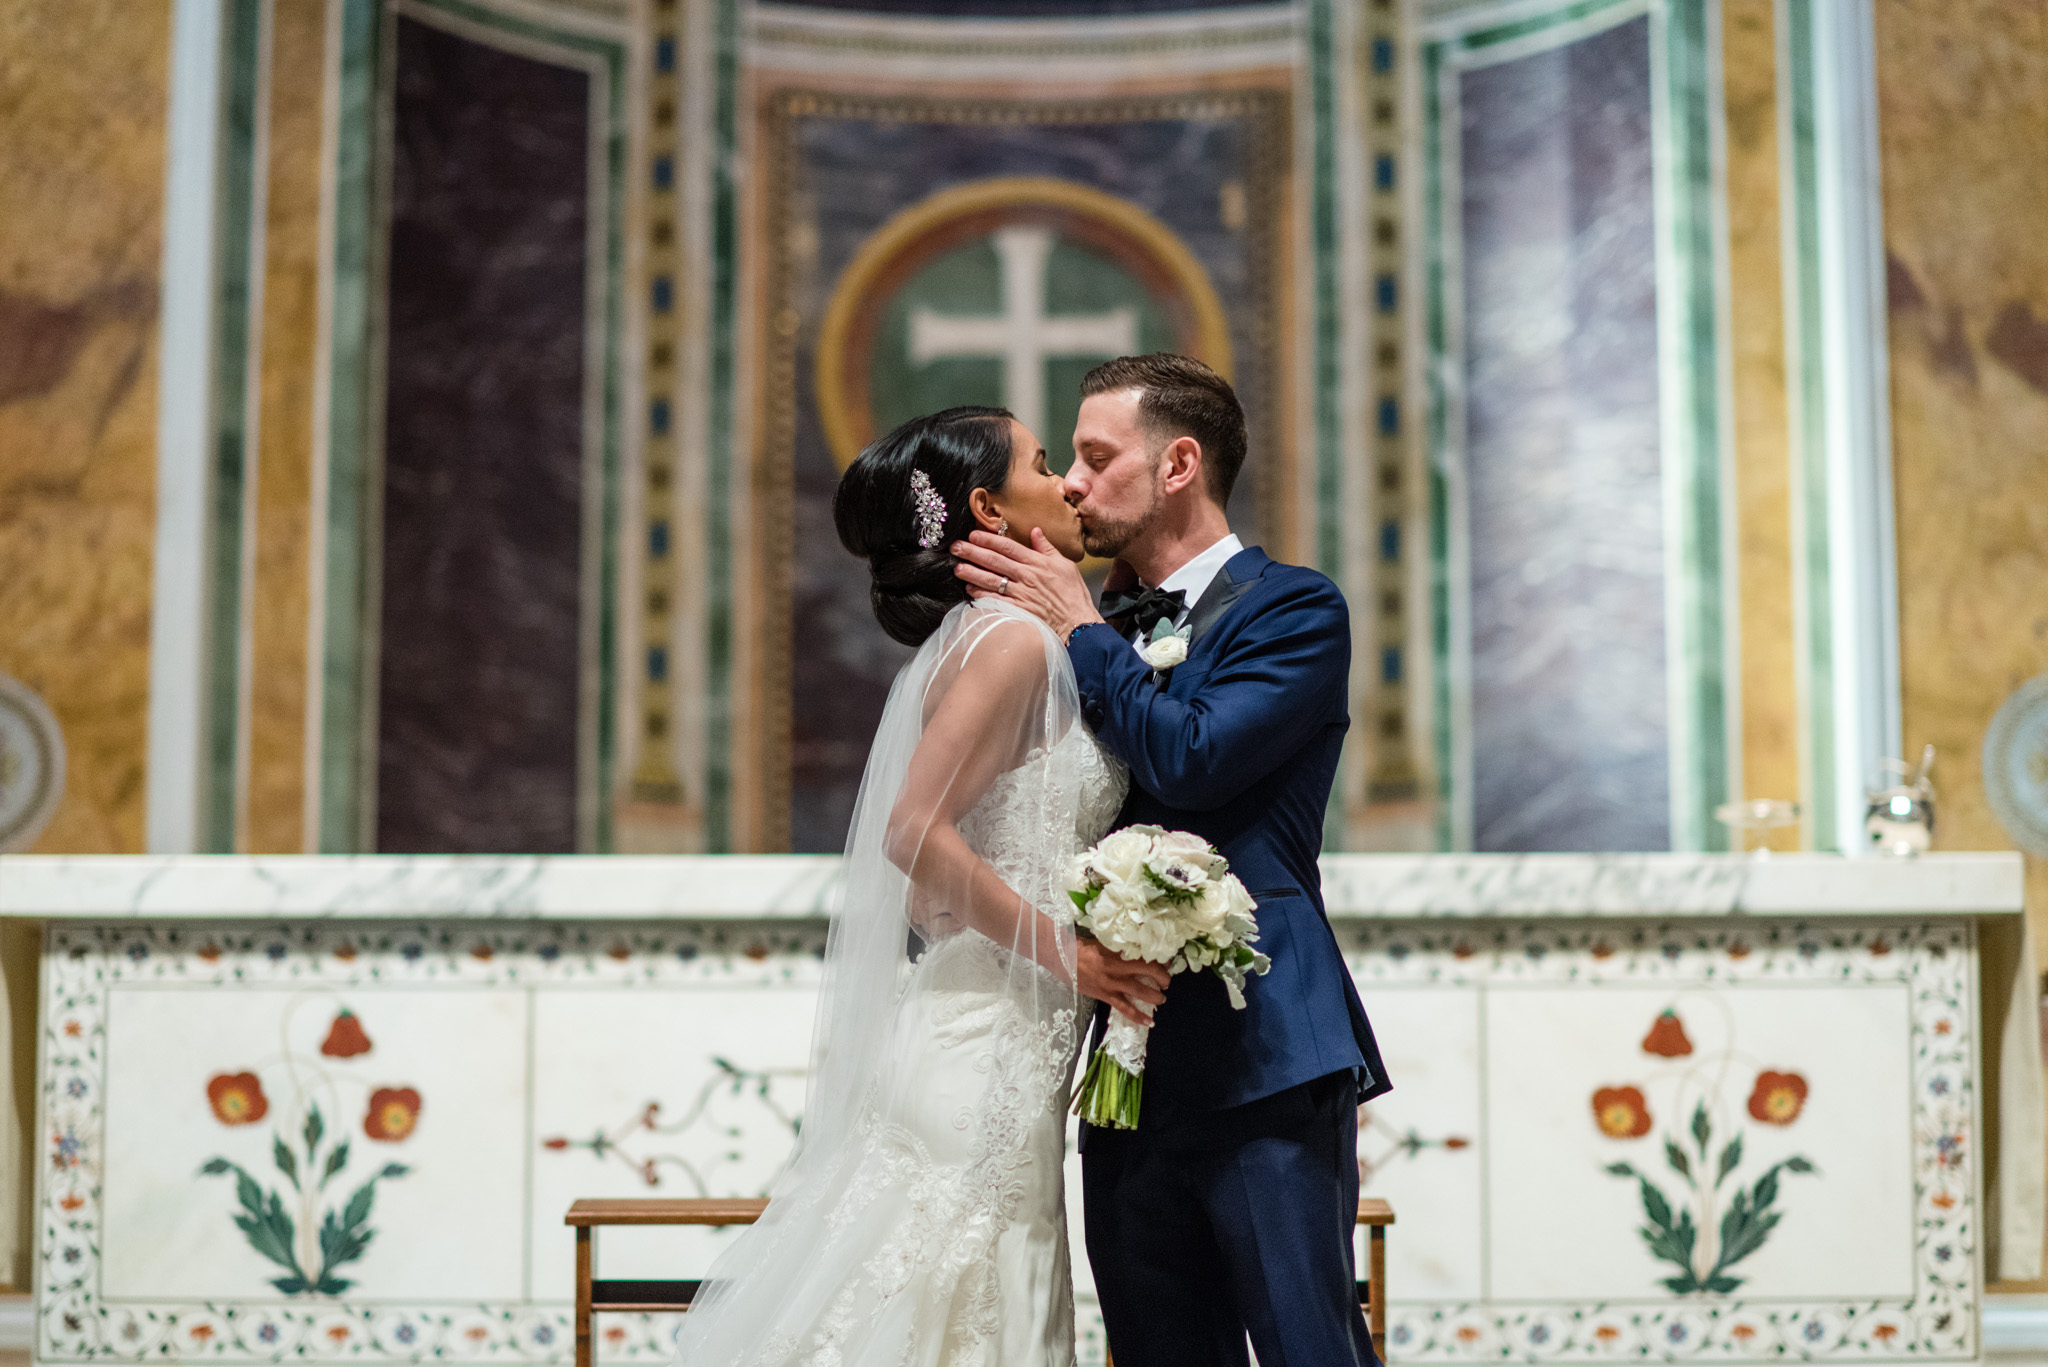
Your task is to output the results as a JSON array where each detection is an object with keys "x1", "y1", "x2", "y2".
[{"x1": 834, "y1": 406, "x2": 1016, "y2": 647}]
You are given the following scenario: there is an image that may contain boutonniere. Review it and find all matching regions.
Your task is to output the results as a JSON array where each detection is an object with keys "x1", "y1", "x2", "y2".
[{"x1": 1140, "y1": 618, "x2": 1191, "y2": 670}]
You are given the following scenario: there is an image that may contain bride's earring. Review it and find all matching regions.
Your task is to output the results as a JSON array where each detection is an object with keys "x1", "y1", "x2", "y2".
[{"x1": 997, "y1": 518, "x2": 1010, "y2": 534}]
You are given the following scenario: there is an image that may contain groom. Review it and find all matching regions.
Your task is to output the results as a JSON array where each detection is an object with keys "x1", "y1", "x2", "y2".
[{"x1": 953, "y1": 354, "x2": 1389, "y2": 1367}]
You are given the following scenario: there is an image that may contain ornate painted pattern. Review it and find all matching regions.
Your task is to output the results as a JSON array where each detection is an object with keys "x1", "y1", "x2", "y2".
[
  {"x1": 1345, "y1": 917, "x2": 1976, "y2": 1362},
  {"x1": 35, "y1": 920, "x2": 826, "y2": 1364},
  {"x1": 34, "y1": 914, "x2": 1974, "y2": 1364}
]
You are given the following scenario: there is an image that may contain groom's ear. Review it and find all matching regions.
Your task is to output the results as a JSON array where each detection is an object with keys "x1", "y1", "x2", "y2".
[{"x1": 1159, "y1": 436, "x2": 1206, "y2": 498}]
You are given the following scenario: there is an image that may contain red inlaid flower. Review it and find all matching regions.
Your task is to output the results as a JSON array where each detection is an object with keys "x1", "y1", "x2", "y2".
[
  {"x1": 1642, "y1": 1009, "x2": 1693, "y2": 1057},
  {"x1": 333, "y1": 944, "x2": 359, "y2": 963},
  {"x1": 542, "y1": 1137, "x2": 569, "y2": 1150},
  {"x1": 189, "y1": 1325, "x2": 215, "y2": 1343},
  {"x1": 364, "y1": 1087, "x2": 422, "y2": 1141},
  {"x1": 1444, "y1": 1136, "x2": 1471, "y2": 1150},
  {"x1": 1871, "y1": 1323, "x2": 1899, "y2": 1343},
  {"x1": 1592, "y1": 1325, "x2": 1622, "y2": 1344},
  {"x1": 207, "y1": 1072, "x2": 268, "y2": 1126},
  {"x1": 1592, "y1": 1086, "x2": 1652, "y2": 1139},
  {"x1": 320, "y1": 1009, "x2": 371, "y2": 1058},
  {"x1": 470, "y1": 944, "x2": 495, "y2": 962},
  {"x1": 1730, "y1": 1324, "x2": 1757, "y2": 1342},
  {"x1": 1747, "y1": 1071, "x2": 1808, "y2": 1125}
]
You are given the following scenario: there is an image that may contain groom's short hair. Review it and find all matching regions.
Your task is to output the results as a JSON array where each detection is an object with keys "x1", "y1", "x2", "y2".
[{"x1": 1080, "y1": 353, "x2": 1248, "y2": 504}]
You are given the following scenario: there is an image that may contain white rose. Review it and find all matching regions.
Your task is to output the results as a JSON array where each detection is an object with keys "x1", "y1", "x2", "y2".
[
  {"x1": 1086, "y1": 827, "x2": 1159, "y2": 888},
  {"x1": 1177, "y1": 883, "x2": 1230, "y2": 939},
  {"x1": 1153, "y1": 829, "x2": 1227, "y2": 878},
  {"x1": 1140, "y1": 633, "x2": 1189, "y2": 669}
]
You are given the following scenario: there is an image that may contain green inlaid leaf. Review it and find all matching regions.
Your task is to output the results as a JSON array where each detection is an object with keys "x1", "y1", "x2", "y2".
[
  {"x1": 1717, "y1": 1134, "x2": 1743, "y2": 1186},
  {"x1": 1691, "y1": 1101, "x2": 1711, "y2": 1155},
  {"x1": 321, "y1": 1140, "x2": 349, "y2": 1187},
  {"x1": 273, "y1": 1134, "x2": 299, "y2": 1189}
]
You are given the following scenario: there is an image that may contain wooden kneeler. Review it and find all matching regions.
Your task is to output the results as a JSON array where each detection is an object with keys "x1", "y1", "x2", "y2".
[
  {"x1": 567, "y1": 1198, "x2": 767, "y2": 1367},
  {"x1": 567, "y1": 1196, "x2": 1392, "y2": 1367}
]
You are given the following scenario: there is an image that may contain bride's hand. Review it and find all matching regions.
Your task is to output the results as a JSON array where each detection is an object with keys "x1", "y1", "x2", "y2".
[{"x1": 1076, "y1": 938, "x2": 1169, "y2": 1026}]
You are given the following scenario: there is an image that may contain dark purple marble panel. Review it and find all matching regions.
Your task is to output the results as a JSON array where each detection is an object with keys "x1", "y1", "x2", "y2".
[
  {"x1": 1459, "y1": 15, "x2": 1670, "y2": 852},
  {"x1": 375, "y1": 16, "x2": 590, "y2": 853}
]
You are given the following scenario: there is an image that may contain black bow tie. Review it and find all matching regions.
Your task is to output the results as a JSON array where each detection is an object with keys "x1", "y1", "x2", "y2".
[{"x1": 1100, "y1": 584, "x2": 1186, "y2": 639}]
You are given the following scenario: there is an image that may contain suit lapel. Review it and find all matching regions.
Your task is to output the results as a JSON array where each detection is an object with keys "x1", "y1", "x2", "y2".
[{"x1": 1181, "y1": 546, "x2": 1267, "y2": 651}]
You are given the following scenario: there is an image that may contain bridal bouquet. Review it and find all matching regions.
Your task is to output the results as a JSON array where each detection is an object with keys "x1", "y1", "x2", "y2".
[{"x1": 1068, "y1": 825, "x2": 1271, "y2": 1130}]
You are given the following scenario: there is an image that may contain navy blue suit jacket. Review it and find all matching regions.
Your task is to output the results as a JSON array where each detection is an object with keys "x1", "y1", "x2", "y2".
[{"x1": 1069, "y1": 546, "x2": 1390, "y2": 1118}]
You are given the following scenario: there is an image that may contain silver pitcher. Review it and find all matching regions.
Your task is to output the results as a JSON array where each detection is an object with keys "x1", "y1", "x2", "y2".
[{"x1": 1865, "y1": 744, "x2": 1936, "y2": 857}]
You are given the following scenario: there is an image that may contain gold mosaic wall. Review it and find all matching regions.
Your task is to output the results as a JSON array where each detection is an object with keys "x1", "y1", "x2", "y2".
[
  {"x1": 1873, "y1": 0, "x2": 2048, "y2": 939},
  {"x1": 0, "y1": 0, "x2": 172, "y2": 854},
  {"x1": 1721, "y1": 0, "x2": 1801, "y2": 852},
  {"x1": 244, "y1": 0, "x2": 327, "y2": 854}
]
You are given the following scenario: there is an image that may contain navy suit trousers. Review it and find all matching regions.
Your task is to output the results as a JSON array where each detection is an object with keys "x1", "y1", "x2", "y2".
[{"x1": 1082, "y1": 1070, "x2": 1380, "y2": 1367}]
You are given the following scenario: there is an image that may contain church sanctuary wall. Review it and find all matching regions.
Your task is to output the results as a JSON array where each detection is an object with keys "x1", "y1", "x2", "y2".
[
  {"x1": 0, "y1": 0, "x2": 172, "y2": 856},
  {"x1": 734, "y1": 10, "x2": 1306, "y2": 852},
  {"x1": 1870, "y1": 0, "x2": 2048, "y2": 969}
]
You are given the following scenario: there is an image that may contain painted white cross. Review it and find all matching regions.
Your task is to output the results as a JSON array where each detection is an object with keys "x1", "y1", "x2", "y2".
[{"x1": 908, "y1": 224, "x2": 1137, "y2": 441}]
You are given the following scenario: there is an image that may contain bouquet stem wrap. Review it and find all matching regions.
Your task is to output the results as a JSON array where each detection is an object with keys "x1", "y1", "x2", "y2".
[
  {"x1": 1067, "y1": 825, "x2": 1269, "y2": 1131},
  {"x1": 1074, "y1": 1009, "x2": 1152, "y2": 1129}
]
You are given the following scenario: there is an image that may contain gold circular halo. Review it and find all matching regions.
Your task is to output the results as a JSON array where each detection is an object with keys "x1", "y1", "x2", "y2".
[{"x1": 814, "y1": 176, "x2": 1235, "y2": 472}]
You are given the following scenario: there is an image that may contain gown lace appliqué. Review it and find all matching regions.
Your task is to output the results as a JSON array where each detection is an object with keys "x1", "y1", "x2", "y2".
[{"x1": 731, "y1": 726, "x2": 1127, "y2": 1367}]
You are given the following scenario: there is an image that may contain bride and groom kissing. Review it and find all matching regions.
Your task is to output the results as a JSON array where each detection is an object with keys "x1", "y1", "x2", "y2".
[{"x1": 670, "y1": 354, "x2": 1389, "y2": 1367}]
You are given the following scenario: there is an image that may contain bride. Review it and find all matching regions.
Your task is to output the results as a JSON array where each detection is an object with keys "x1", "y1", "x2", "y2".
[{"x1": 668, "y1": 407, "x2": 1166, "y2": 1366}]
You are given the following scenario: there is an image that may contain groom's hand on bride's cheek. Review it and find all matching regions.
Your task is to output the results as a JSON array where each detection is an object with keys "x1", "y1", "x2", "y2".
[
  {"x1": 952, "y1": 531, "x2": 1106, "y2": 643},
  {"x1": 1076, "y1": 938, "x2": 1169, "y2": 1026}
]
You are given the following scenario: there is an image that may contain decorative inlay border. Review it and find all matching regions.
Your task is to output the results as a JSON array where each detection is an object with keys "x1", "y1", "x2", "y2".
[
  {"x1": 34, "y1": 919, "x2": 828, "y2": 1364},
  {"x1": 32, "y1": 913, "x2": 1976, "y2": 1363},
  {"x1": 1343, "y1": 915, "x2": 1977, "y2": 1362}
]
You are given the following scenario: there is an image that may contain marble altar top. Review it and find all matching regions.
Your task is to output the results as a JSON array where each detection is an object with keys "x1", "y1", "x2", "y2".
[{"x1": 0, "y1": 852, "x2": 2022, "y2": 920}]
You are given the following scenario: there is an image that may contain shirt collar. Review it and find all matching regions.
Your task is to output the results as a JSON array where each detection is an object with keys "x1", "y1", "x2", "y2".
[{"x1": 1156, "y1": 533, "x2": 1244, "y2": 604}]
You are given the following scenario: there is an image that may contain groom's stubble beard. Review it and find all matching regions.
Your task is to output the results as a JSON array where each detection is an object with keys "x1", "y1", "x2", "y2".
[{"x1": 1077, "y1": 450, "x2": 1164, "y2": 560}]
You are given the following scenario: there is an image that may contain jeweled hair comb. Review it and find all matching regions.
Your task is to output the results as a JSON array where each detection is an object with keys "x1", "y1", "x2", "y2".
[{"x1": 909, "y1": 468, "x2": 947, "y2": 548}]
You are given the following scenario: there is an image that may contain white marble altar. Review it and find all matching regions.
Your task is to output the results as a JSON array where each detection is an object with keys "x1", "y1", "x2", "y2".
[{"x1": 0, "y1": 852, "x2": 2032, "y2": 1365}]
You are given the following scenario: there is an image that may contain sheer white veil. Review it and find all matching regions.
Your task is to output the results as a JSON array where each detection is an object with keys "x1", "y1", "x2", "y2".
[{"x1": 669, "y1": 597, "x2": 1092, "y2": 1365}]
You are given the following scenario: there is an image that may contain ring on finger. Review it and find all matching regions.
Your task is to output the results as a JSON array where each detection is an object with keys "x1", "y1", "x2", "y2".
[{"x1": 997, "y1": 576, "x2": 1009, "y2": 595}]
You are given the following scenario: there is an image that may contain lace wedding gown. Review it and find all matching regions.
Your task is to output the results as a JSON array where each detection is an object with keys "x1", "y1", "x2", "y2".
[{"x1": 669, "y1": 603, "x2": 1128, "y2": 1367}]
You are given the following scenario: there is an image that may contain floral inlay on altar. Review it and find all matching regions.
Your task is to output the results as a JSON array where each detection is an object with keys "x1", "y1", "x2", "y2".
[
  {"x1": 1595, "y1": 1006, "x2": 1818, "y2": 1297},
  {"x1": 198, "y1": 1003, "x2": 420, "y2": 1297}
]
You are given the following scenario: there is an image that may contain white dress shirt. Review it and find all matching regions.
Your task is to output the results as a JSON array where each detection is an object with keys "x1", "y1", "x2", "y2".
[{"x1": 1128, "y1": 533, "x2": 1243, "y2": 653}]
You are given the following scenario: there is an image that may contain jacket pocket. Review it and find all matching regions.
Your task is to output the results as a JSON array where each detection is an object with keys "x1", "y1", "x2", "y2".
[{"x1": 1246, "y1": 886, "x2": 1301, "y2": 900}]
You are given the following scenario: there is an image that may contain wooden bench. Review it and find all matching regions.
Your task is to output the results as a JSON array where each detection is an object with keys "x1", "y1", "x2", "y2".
[{"x1": 567, "y1": 1196, "x2": 1392, "y2": 1367}]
